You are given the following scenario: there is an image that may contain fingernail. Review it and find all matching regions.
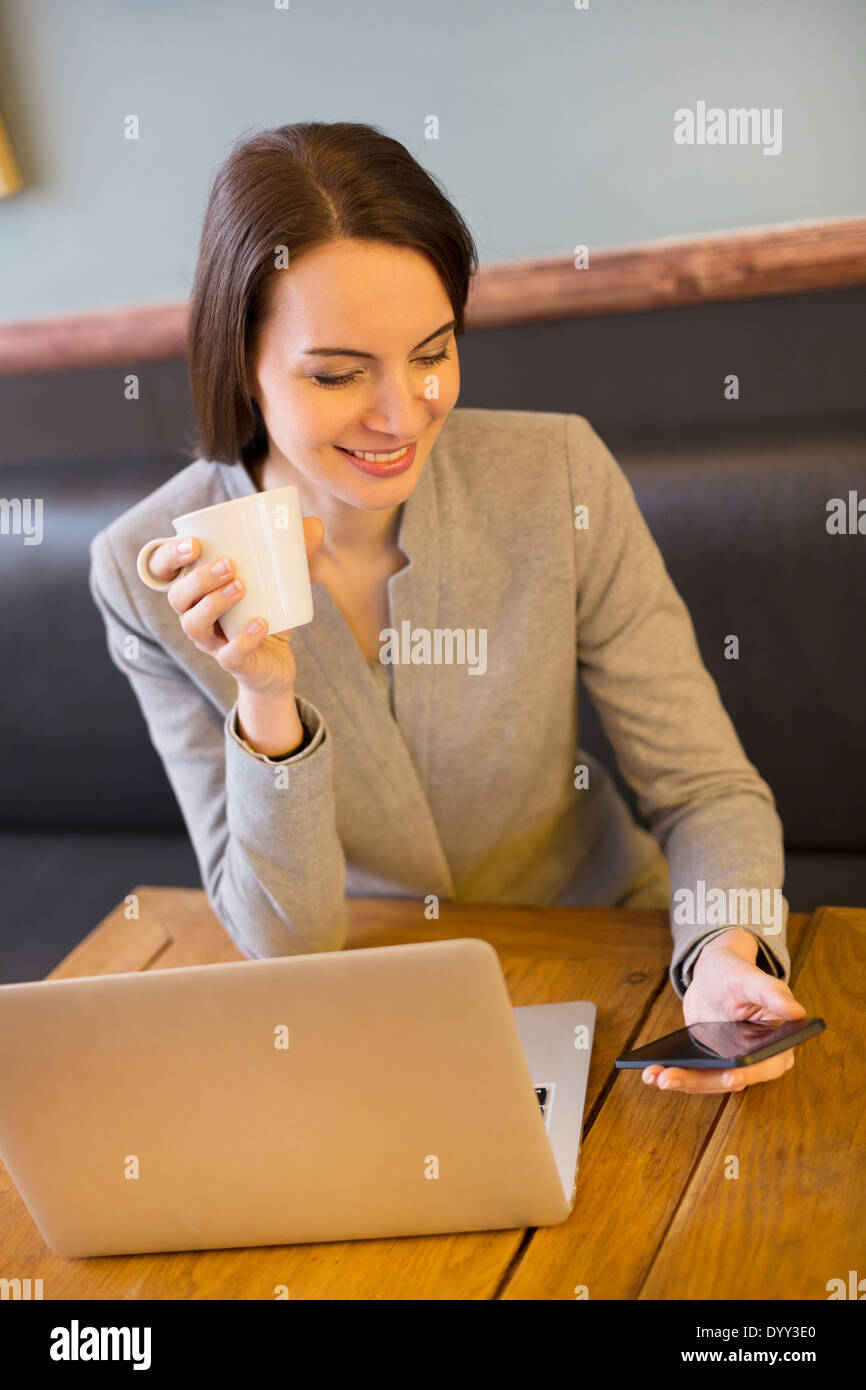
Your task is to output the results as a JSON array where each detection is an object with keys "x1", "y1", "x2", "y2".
[
  {"x1": 723, "y1": 1073, "x2": 733, "y2": 1086},
  {"x1": 178, "y1": 538, "x2": 194, "y2": 556},
  {"x1": 666, "y1": 1080, "x2": 681, "y2": 1090}
]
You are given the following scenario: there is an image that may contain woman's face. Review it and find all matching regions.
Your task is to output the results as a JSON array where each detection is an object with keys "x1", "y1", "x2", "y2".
[{"x1": 250, "y1": 238, "x2": 461, "y2": 511}]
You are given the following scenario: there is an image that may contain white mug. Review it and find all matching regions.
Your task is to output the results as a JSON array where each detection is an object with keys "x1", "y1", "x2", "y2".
[{"x1": 136, "y1": 485, "x2": 314, "y2": 641}]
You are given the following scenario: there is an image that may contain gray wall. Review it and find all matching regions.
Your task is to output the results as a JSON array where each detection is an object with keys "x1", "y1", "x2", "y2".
[{"x1": 0, "y1": 0, "x2": 864, "y2": 320}]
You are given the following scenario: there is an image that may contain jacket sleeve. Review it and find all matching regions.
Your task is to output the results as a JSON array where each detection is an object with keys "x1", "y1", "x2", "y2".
[
  {"x1": 88, "y1": 529, "x2": 349, "y2": 959},
  {"x1": 567, "y1": 414, "x2": 791, "y2": 1000}
]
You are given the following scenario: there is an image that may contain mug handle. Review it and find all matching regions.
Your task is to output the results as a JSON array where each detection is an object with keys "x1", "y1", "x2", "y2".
[{"x1": 136, "y1": 536, "x2": 184, "y2": 591}]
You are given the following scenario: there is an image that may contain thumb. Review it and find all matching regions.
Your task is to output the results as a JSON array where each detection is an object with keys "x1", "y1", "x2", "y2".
[{"x1": 740, "y1": 962, "x2": 806, "y2": 1020}]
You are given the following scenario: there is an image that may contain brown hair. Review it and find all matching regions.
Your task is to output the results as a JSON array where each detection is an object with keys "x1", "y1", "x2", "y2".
[{"x1": 185, "y1": 121, "x2": 479, "y2": 466}]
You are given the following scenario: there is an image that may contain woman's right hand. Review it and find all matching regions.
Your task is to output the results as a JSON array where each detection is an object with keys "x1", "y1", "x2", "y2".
[{"x1": 147, "y1": 518, "x2": 325, "y2": 696}]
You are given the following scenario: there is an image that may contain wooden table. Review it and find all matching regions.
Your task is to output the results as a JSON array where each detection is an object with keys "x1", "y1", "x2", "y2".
[{"x1": 1, "y1": 890, "x2": 861, "y2": 1301}]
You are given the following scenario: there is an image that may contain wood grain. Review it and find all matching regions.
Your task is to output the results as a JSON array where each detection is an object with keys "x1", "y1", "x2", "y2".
[
  {"x1": 467, "y1": 217, "x2": 866, "y2": 329},
  {"x1": 637, "y1": 906, "x2": 864, "y2": 1301},
  {"x1": 2, "y1": 217, "x2": 863, "y2": 375},
  {"x1": 499, "y1": 912, "x2": 815, "y2": 1300},
  {"x1": 0, "y1": 300, "x2": 188, "y2": 377}
]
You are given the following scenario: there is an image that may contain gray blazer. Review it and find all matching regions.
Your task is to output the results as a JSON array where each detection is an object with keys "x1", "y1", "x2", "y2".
[{"x1": 88, "y1": 407, "x2": 791, "y2": 999}]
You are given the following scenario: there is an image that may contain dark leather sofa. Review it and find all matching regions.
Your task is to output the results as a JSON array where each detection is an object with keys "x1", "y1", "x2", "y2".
[{"x1": 1, "y1": 285, "x2": 864, "y2": 983}]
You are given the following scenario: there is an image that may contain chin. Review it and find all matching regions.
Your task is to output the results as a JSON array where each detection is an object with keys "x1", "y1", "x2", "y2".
[{"x1": 349, "y1": 474, "x2": 418, "y2": 508}]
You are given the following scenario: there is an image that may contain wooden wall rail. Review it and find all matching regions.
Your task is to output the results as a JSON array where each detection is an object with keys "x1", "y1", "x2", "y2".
[{"x1": 1, "y1": 216, "x2": 864, "y2": 377}]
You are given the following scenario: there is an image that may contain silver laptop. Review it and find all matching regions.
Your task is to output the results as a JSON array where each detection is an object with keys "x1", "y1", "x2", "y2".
[{"x1": 0, "y1": 937, "x2": 595, "y2": 1256}]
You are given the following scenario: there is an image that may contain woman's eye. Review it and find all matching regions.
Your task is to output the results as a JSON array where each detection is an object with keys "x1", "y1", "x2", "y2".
[
  {"x1": 312, "y1": 347, "x2": 451, "y2": 390},
  {"x1": 417, "y1": 349, "x2": 451, "y2": 369},
  {"x1": 312, "y1": 371, "x2": 361, "y2": 389}
]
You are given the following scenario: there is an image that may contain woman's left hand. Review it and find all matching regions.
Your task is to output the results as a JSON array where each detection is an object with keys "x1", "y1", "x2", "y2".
[{"x1": 642, "y1": 927, "x2": 806, "y2": 1095}]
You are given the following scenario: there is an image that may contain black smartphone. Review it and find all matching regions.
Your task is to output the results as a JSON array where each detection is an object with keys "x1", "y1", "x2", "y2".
[{"x1": 615, "y1": 1016, "x2": 826, "y2": 1069}]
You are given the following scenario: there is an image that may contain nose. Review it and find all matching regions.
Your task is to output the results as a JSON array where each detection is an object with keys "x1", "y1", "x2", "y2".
[{"x1": 359, "y1": 371, "x2": 433, "y2": 442}]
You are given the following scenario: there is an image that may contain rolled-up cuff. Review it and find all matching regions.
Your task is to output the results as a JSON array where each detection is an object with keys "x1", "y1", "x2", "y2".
[{"x1": 226, "y1": 694, "x2": 325, "y2": 764}]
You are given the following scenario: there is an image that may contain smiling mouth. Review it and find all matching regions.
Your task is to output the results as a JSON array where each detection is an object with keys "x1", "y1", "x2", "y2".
[{"x1": 336, "y1": 444, "x2": 414, "y2": 462}]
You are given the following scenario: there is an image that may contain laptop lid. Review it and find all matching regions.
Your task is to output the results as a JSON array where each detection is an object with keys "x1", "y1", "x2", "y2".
[{"x1": 0, "y1": 937, "x2": 570, "y2": 1256}]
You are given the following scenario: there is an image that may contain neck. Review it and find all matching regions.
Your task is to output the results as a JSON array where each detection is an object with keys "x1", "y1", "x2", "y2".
[{"x1": 249, "y1": 452, "x2": 403, "y2": 566}]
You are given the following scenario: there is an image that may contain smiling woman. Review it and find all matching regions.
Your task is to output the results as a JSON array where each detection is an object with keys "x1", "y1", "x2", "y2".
[{"x1": 89, "y1": 120, "x2": 801, "y2": 1098}]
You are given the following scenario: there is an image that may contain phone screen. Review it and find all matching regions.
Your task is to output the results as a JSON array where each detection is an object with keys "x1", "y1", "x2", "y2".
[{"x1": 616, "y1": 1016, "x2": 825, "y2": 1069}]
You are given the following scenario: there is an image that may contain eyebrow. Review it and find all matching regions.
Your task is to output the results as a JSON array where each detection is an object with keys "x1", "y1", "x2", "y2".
[{"x1": 303, "y1": 319, "x2": 455, "y2": 359}]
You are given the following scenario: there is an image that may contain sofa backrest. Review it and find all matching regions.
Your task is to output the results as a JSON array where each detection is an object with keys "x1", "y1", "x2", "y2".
[{"x1": 1, "y1": 287, "x2": 863, "y2": 850}]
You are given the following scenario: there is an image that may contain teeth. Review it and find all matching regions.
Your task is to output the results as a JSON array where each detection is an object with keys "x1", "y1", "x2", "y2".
[{"x1": 344, "y1": 445, "x2": 410, "y2": 463}]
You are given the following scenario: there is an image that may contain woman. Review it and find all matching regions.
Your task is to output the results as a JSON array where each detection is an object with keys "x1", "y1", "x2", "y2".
[{"x1": 89, "y1": 120, "x2": 804, "y2": 1097}]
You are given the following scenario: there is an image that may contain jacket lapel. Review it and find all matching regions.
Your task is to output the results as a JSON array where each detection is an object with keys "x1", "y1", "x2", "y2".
[{"x1": 223, "y1": 455, "x2": 456, "y2": 899}]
